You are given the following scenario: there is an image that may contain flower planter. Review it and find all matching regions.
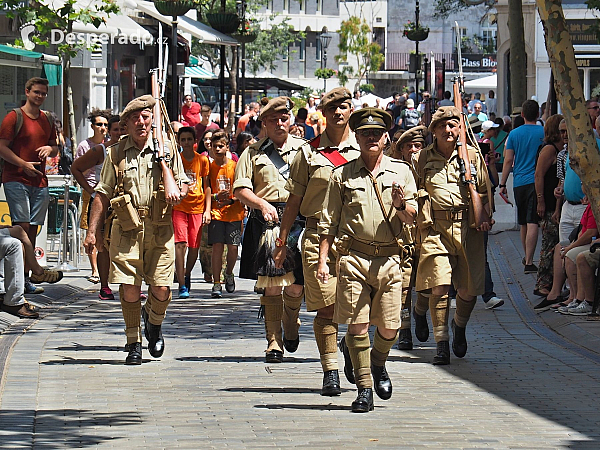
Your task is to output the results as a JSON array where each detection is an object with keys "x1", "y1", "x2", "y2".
[
  {"x1": 405, "y1": 28, "x2": 429, "y2": 42},
  {"x1": 206, "y1": 13, "x2": 241, "y2": 34},
  {"x1": 232, "y1": 31, "x2": 258, "y2": 43},
  {"x1": 153, "y1": 0, "x2": 193, "y2": 17}
]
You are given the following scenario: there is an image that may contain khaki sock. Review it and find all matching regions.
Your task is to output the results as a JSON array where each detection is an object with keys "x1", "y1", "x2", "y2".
[
  {"x1": 120, "y1": 295, "x2": 142, "y2": 345},
  {"x1": 261, "y1": 295, "x2": 283, "y2": 352},
  {"x1": 313, "y1": 316, "x2": 339, "y2": 372},
  {"x1": 455, "y1": 294, "x2": 476, "y2": 328},
  {"x1": 145, "y1": 290, "x2": 172, "y2": 326},
  {"x1": 414, "y1": 292, "x2": 430, "y2": 316},
  {"x1": 282, "y1": 290, "x2": 303, "y2": 340},
  {"x1": 371, "y1": 329, "x2": 399, "y2": 367},
  {"x1": 346, "y1": 333, "x2": 372, "y2": 389},
  {"x1": 429, "y1": 293, "x2": 449, "y2": 342}
]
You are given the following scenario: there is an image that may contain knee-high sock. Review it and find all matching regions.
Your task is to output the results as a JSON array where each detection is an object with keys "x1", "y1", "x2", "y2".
[
  {"x1": 371, "y1": 329, "x2": 399, "y2": 367},
  {"x1": 145, "y1": 289, "x2": 172, "y2": 326},
  {"x1": 454, "y1": 294, "x2": 476, "y2": 328},
  {"x1": 414, "y1": 292, "x2": 430, "y2": 316},
  {"x1": 120, "y1": 287, "x2": 141, "y2": 345},
  {"x1": 261, "y1": 294, "x2": 283, "y2": 352},
  {"x1": 313, "y1": 316, "x2": 338, "y2": 372},
  {"x1": 429, "y1": 293, "x2": 449, "y2": 342},
  {"x1": 346, "y1": 333, "x2": 372, "y2": 389},
  {"x1": 282, "y1": 290, "x2": 303, "y2": 340}
]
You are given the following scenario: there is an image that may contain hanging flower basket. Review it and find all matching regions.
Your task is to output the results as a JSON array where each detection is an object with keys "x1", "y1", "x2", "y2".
[
  {"x1": 153, "y1": 0, "x2": 193, "y2": 17},
  {"x1": 405, "y1": 28, "x2": 429, "y2": 42},
  {"x1": 206, "y1": 13, "x2": 241, "y2": 34},
  {"x1": 232, "y1": 31, "x2": 258, "y2": 43}
]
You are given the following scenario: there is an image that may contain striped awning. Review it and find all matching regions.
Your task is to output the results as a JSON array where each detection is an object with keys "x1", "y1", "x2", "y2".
[{"x1": 185, "y1": 66, "x2": 216, "y2": 79}]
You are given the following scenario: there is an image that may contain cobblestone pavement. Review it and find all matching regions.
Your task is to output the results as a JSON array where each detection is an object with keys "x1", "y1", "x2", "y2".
[{"x1": 2, "y1": 229, "x2": 600, "y2": 448}]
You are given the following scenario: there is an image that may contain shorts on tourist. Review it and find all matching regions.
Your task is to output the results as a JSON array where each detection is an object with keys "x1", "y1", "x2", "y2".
[
  {"x1": 172, "y1": 209, "x2": 203, "y2": 248},
  {"x1": 3, "y1": 182, "x2": 49, "y2": 226},
  {"x1": 583, "y1": 249, "x2": 600, "y2": 271},
  {"x1": 207, "y1": 220, "x2": 242, "y2": 246},
  {"x1": 565, "y1": 243, "x2": 591, "y2": 263},
  {"x1": 513, "y1": 183, "x2": 539, "y2": 225}
]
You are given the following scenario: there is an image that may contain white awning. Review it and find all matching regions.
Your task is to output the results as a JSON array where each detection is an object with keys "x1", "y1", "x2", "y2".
[
  {"x1": 185, "y1": 66, "x2": 216, "y2": 78},
  {"x1": 136, "y1": 1, "x2": 239, "y2": 47},
  {"x1": 71, "y1": 13, "x2": 154, "y2": 43},
  {"x1": 464, "y1": 74, "x2": 497, "y2": 91}
]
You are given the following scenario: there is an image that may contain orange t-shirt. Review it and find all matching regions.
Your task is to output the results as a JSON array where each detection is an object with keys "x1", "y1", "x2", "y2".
[
  {"x1": 174, "y1": 152, "x2": 209, "y2": 214},
  {"x1": 209, "y1": 159, "x2": 245, "y2": 222}
]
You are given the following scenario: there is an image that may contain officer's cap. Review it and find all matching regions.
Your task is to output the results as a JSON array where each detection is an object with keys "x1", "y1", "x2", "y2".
[
  {"x1": 349, "y1": 107, "x2": 392, "y2": 132},
  {"x1": 120, "y1": 95, "x2": 156, "y2": 125},
  {"x1": 396, "y1": 125, "x2": 428, "y2": 148},
  {"x1": 428, "y1": 106, "x2": 461, "y2": 132},
  {"x1": 259, "y1": 96, "x2": 294, "y2": 120},
  {"x1": 319, "y1": 87, "x2": 352, "y2": 110}
]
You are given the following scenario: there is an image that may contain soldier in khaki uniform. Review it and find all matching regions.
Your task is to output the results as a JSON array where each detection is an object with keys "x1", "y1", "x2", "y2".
[
  {"x1": 413, "y1": 106, "x2": 492, "y2": 365},
  {"x1": 389, "y1": 126, "x2": 429, "y2": 350},
  {"x1": 273, "y1": 87, "x2": 360, "y2": 396},
  {"x1": 233, "y1": 96, "x2": 306, "y2": 363},
  {"x1": 317, "y1": 108, "x2": 417, "y2": 413},
  {"x1": 84, "y1": 95, "x2": 188, "y2": 365}
]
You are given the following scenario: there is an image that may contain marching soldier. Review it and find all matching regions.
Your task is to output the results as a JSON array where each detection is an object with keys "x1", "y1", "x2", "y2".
[
  {"x1": 273, "y1": 87, "x2": 360, "y2": 396},
  {"x1": 412, "y1": 106, "x2": 492, "y2": 365},
  {"x1": 233, "y1": 96, "x2": 306, "y2": 363},
  {"x1": 84, "y1": 95, "x2": 188, "y2": 365},
  {"x1": 317, "y1": 108, "x2": 417, "y2": 413}
]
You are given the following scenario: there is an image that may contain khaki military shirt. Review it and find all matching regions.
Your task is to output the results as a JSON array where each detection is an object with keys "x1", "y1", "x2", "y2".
[
  {"x1": 285, "y1": 130, "x2": 360, "y2": 219},
  {"x1": 319, "y1": 155, "x2": 417, "y2": 244},
  {"x1": 95, "y1": 134, "x2": 187, "y2": 207},
  {"x1": 233, "y1": 135, "x2": 306, "y2": 202},
  {"x1": 414, "y1": 144, "x2": 488, "y2": 211}
]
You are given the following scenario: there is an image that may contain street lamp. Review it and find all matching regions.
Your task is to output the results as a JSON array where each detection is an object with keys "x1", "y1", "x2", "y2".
[{"x1": 319, "y1": 31, "x2": 332, "y2": 91}]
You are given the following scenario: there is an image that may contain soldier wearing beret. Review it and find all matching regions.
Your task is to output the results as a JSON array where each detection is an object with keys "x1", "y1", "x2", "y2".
[
  {"x1": 317, "y1": 107, "x2": 417, "y2": 413},
  {"x1": 412, "y1": 106, "x2": 492, "y2": 365},
  {"x1": 233, "y1": 96, "x2": 306, "y2": 363},
  {"x1": 84, "y1": 95, "x2": 188, "y2": 365},
  {"x1": 273, "y1": 87, "x2": 360, "y2": 396}
]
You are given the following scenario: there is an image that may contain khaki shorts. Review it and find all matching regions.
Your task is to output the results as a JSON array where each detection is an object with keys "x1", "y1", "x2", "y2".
[
  {"x1": 334, "y1": 252, "x2": 403, "y2": 329},
  {"x1": 302, "y1": 227, "x2": 336, "y2": 311},
  {"x1": 565, "y1": 243, "x2": 591, "y2": 263},
  {"x1": 584, "y1": 248, "x2": 600, "y2": 270},
  {"x1": 109, "y1": 218, "x2": 175, "y2": 286},
  {"x1": 416, "y1": 219, "x2": 485, "y2": 296}
]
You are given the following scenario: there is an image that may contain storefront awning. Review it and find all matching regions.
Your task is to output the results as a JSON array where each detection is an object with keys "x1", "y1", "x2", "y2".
[
  {"x1": 71, "y1": 12, "x2": 154, "y2": 42},
  {"x1": 185, "y1": 66, "x2": 216, "y2": 79},
  {"x1": 136, "y1": 1, "x2": 238, "y2": 47},
  {"x1": 0, "y1": 44, "x2": 62, "y2": 86}
]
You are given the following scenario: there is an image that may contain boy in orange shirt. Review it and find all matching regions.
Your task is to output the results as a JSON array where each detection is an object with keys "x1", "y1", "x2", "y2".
[
  {"x1": 173, "y1": 127, "x2": 210, "y2": 298},
  {"x1": 205, "y1": 130, "x2": 245, "y2": 298}
]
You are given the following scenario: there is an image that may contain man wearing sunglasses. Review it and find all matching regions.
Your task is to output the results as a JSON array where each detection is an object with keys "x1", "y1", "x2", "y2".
[{"x1": 317, "y1": 107, "x2": 417, "y2": 412}]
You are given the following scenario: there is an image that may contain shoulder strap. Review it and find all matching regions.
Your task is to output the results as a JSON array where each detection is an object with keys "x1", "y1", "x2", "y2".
[
  {"x1": 366, "y1": 171, "x2": 403, "y2": 248},
  {"x1": 111, "y1": 138, "x2": 128, "y2": 195},
  {"x1": 260, "y1": 137, "x2": 290, "y2": 180},
  {"x1": 9, "y1": 108, "x2": 23, "y2": 148},
  {"x1": 319, "y1": 147, "x2": 348, "y2": 167}
]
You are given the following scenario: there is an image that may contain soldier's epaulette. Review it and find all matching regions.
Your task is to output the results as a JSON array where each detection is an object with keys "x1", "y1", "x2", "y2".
[
  {"x1": 389, "y1": 158, "x2": 412, "y2": 168},
  {"x1": 330, "y1": 159, "x2": 353, "y2": 173}
]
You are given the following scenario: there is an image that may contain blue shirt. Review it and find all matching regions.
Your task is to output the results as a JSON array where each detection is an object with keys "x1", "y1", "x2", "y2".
[
  {"x1": 505, "y1": 124, "x2": 545, "y2": 187},
  {"x1": 303, "y1": 123, "x2": 315, "y2": 140}
]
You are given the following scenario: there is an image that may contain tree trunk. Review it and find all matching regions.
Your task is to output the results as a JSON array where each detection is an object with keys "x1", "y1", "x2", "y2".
[
  {"x1": 65, "y1": 56, "x2": 77, "y2": 148},
  {"x1": 226, "y1": 45, "x2": 238, "y2": 134},
  {"x1": 536, "y1": 0, "x2": 600, "y2": 222},
  {"x1": 508, "y1": 0, "x2": 527, "y2": 112}
]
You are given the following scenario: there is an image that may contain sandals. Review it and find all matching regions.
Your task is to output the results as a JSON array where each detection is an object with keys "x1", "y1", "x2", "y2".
[
  {"x1": 86, "y1": 275, "x2": 100, "y2": 284},
  {"x1": 29, "y1": 269, "x2": 64, "y2": 284}
]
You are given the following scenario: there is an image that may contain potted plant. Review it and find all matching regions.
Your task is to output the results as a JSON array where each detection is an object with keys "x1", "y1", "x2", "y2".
[
  {"x1": 153, "y1": 0, "x2": 194, "y2": 17},
  {"x1": 403, "y1": 21, "x2": 429, "y2": 42},
  {"x1": 232, "y1": 20, "x2": 258, "y2": 43},
  {"x1": 206, "y1": 11, "x2": 241, "y2": 34}
]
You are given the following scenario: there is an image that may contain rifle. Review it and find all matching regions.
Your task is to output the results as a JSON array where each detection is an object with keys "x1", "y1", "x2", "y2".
[
  {"x1": 453, "y1": 21, "x2": 487, "y2": 229},
  {"x1": 150, "y1": 68, "x2": 181, "y2": 203}
]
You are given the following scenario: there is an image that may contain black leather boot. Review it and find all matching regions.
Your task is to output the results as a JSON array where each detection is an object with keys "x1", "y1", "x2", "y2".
[
  {"x1": 283, "y1": 336, "x2": 299, "y2": 353},
  {"x1": 125, "y1": 342, "x2": 142, "y2": 365},
  {"x1": 452, "y1": 319, "x2": 468, "y2": 358},
  {"x1": 397, "y1": 328, "x2": 413, "y2": 350},
  {"x1": 413, "y1": 309, "x2": 429, "y2": 342},
  {"x1": 338, "y1": 336, "x2": 355, "y2": 384},
  {"x1": 432, "y1": 340, "x2": 450, "y2": 365},
  {"x1": 142, "y1": 308, "x2": 165, "y2": 358},
  {"x1": 351, "y1": 388, "x2": 374, "y2": 413},
  {"x1": 321, "y1": 370, "x2": 342, "y2": 396},
  {"x1": 371, "y1": 364, "x2": 392, "y2": 400}
]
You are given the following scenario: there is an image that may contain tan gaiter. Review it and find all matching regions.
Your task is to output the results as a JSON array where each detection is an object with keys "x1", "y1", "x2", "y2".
[
  {"x1": 346, "y1": 333, "x2": 372, "y2": 389},
  {"x1": 120, "y1": 294, "x2": 142, "y2": 345},
  {"x1": 261, "y1": 295, "x2": 283, "y2": 352},
  {"x1": 313, "y1": 316, "x2": 339, "y2": 372},
  {"x1": 455, "y1": 294, "x2": 476, "y2": 328},
  {"x1": 429, "y1": 293, "x2": 450, "y2": 342},
  {"x1": 371, "y1": 329, "x2": 399, "y2": 367},
  {"x1": 146, "y1": 290, "x2": 172, "y2": 326},
  {"x1": 414, "y1": 292, "x2": 430, "y2": 316},
  {"x1": 282, "y1": 290, "x2": 303, "y2": 341}
]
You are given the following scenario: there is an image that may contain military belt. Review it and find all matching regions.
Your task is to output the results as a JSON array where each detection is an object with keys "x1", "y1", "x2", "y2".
[
  {"x1": 137, "y1": 207, "x2": 149, "y2": 219},
  {"x1": 305, "y1": 217, "x2": 319, "y2": 229},
  {"x1": 432, "y1": 209, "x2": 468, "y2": 221},
  {"x1": 349, "y1": 240, "x2": 400, "y2": 257}
]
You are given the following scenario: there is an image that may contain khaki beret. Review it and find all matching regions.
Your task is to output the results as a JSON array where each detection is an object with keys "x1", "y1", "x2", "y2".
[
  {"x1": 349, "y1": 107, "x2": 392, "y2": 132},
  {"x1": 120, "y1": 95, "x2": 156, "y2": 124},
  {"x1": 428, "y1": 106, "x2": 461, "y2": 132},
  {"x1": 396, "y1": 125, "x2": 428, "y2": 148},
  {"x1": 319, "y1": 87, "x2": 352, "y2": 110},
  {"x1": 259, "y1": 96, "x2": 294, "y2": 120}
]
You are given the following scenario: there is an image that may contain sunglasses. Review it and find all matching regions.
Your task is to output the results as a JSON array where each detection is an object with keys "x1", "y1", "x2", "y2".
[
  {"x1": 559, "y1": 129, "x2": 568, "y2": 134},
  {"x1": 588, "y1": 105, "x2": 600, "y2": 110},
  {"x1": 93, "y1": 122, "x2": 108, "y2": 127},
  {"x1": 357, "y1": 129, "x2": 385, "y2": 138}
]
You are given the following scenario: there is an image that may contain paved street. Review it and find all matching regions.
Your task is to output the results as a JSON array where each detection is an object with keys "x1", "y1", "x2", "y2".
[{"x1": 2, "y1": 225, "x2": 600, "y2": 448}]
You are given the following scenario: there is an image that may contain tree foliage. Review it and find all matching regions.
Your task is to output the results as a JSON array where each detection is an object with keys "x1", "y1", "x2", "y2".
[
  {"x1": 433, "y1": 0, "x2": 494, "y2": 19},
  {"x1": 336, "y1": 16, "x2": 384, "y2": 91}
]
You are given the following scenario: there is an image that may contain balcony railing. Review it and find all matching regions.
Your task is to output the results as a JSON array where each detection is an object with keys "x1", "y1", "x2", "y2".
[{"x1": 385, "y1": 53, "x2": 455, "y2": 71}]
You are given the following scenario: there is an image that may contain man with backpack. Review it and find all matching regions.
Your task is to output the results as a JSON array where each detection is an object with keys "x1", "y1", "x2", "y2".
[
  {"x1": 397, "y1": 99, "x2": 421, "y2": 131},
  {"x1": 0, "y1": 77, "x2": 58, "y2": 295}
]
